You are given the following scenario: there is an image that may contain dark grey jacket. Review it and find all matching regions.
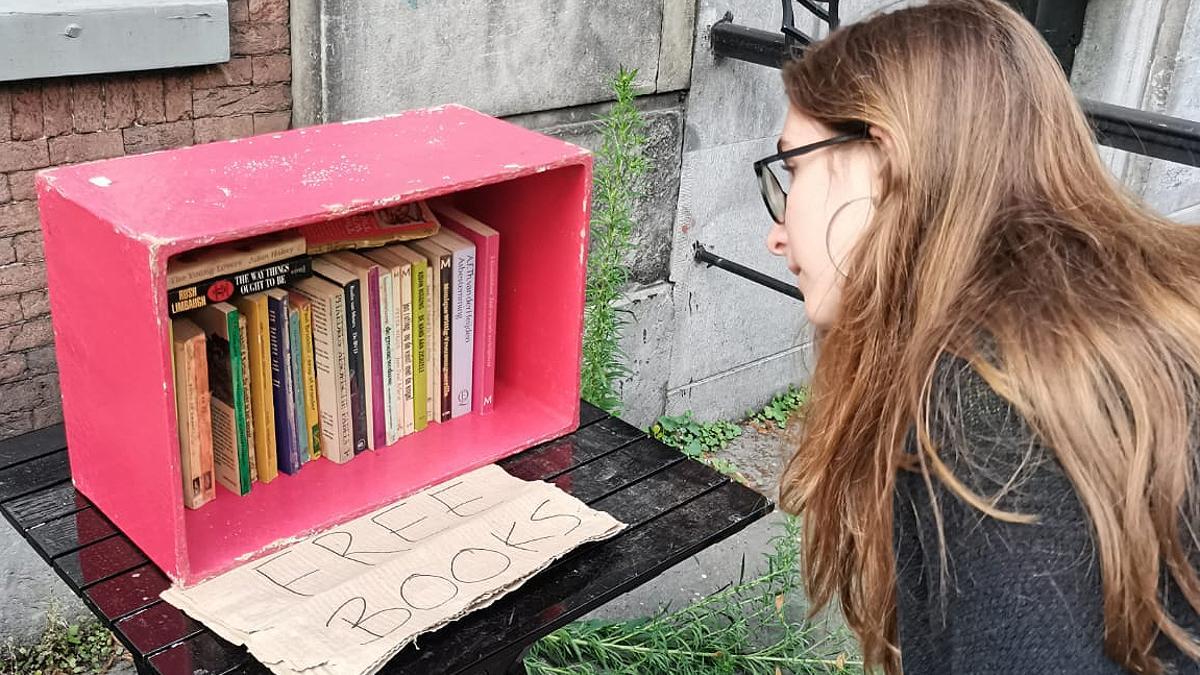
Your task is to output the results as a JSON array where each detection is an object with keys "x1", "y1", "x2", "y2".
[{"x1": 893, "y1": 359, "x2": 1200, "y2": 674}]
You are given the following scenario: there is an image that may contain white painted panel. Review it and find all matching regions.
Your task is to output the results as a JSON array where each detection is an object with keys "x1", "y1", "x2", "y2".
[{"x1": 0, "y1": 1, "x2": 229, "y2": 82}]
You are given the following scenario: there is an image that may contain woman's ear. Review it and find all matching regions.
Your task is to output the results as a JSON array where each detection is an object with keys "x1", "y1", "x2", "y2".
[
  {"x1": 866, "y1": 125, "x2": 892, "y2": 196},
  {"x1": 868, "y1": 124, "x2": 891, "y2": 148}
]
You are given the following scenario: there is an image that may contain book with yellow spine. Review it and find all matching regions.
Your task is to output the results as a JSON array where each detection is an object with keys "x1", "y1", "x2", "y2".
[{"x1": 232, "y1": 293, "x2": 278, "y2": 482}]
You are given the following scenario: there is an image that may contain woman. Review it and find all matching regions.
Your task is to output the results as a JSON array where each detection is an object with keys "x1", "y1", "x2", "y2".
[{"x1": 761, "y1": 1, "x2": 1200, "y2": 673}]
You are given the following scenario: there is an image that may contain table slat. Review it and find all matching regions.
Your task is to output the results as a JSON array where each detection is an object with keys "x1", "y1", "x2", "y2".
[
  {"x1": 30, "y1": 507, "x2": 116, "y2": 558},
  {"x1": 550, "y1": 438, "x2": 683, "y2": 504},
  {"x1": 148, "y1": 631, "x2": 251, "y2": 675},
  {"x1": 114, "y1": 602, "x2": 205, "y2": 656},
  {"x1": 56, "y1": 535, "x2": 149, "y2": 589},
  {"x1": 590, "y1": 458, "x2": 729, "y2": 525},
  {"x1": 499, "y1": 418, "x2": 642, "y2": 482},
  {"x1": 85, "y1": 564, "x2": 171, "y2": 621},
  {"x1": 2, "y1": 481, "x2": 89, "y2": 528},
  {"x1": 0, "y1": 450, "x2": 70, "y2": 502},
  {"x1": 578, "y1": 402, "x2": 608, "y2": 428},
  {"x1": 0, "y1": 423, "x2": 66, "y2": 471}
]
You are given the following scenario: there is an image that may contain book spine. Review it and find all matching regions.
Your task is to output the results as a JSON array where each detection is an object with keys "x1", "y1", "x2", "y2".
[
  {"x1": 268, "y1": 295, "x2": 300, "y2": 475},
  {"x1": 411, "y1": 259, "x2": 429, "y2": 432},
  {"x1": 191, "y1": 335, "x2": 216, "y2": 506},
  {"x1": 174, "y1": 328, "x2": 204, "y2": 508},
  {"x1": 428, "y1": 257, "x2": 440, "y2": 424},
  {"x1": 238, "y1": 314, "x2": 258, "y2": 483},
  {"x1": 398, "y1": 263, "x2": 415, "y2": 436},
  {"x1": 299, "y1": 300, "x2": 322, "y2": 460},
  {"x1": 478, "y1": 237, "x2": 498, "y2": 414},
  {"x1": 204, "y1": 320, "x2": 241, "y2": 497},
  {"x1": 330, "y1": 292, "x2": 354, "y2": 461},
  {"x1": 343, "y1": 279, "x2": 367, "y2": 454},
  {"x1": 378, "y1": 271, "x2": 398, "y2": 445},
  {"x1": 450, "y1": 245, "x2": 475, "y2": 418},
  {"x1": 390, "y1": 269, "x2": 410, "y2": 438},
  {"x1": 438, "y1": 252, "x2": 452, "y2": 422},
  {"x1": 439, "y1": 216, "x2": 498, "y2": 415},
  {"x1": 242, "y1": 297, "x2": 278, "y2": 482},
  {"x1": 306, "y1": 293, "x2": 348, "y2": 463},
  {"x1": 288, "y1": 307, "x2": 310, "y2": 465},
  {"x1": 168, "y1": 256, "x2": 313, "y2": 317},
  {"x1": 366, "y1": 268, "x2": 386, "y2": 448},
  {"x1": 227, "y1": 310, "x2": 252, "y2": 493},
  {"x1": 228, "y1": 311, "x2": 251, "y2": 492},
  {"x1": 168, "y1": 238, "x2": 306, "y2": 288}
]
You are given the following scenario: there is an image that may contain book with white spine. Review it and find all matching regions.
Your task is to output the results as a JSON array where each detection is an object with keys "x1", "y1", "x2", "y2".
[
  {"x1": 365, "y1": 248, "x2": 415, "y2": 437},
  {"x1": 429, "y1": 230, "x2": 476, "y2": 418},
  {"x1": 289, "y1": 276, "x2": 354, "y2": 463}
]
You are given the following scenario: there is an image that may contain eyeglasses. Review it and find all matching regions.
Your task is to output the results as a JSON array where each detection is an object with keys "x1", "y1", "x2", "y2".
[{"x1": 753, "y1": 127, "x2": 871, "y2": 224}]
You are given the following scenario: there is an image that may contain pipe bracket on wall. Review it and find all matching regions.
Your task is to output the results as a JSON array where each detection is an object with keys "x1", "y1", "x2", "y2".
[{"x1": 693, "y1": 242, "x2": 804, "y2": 302}]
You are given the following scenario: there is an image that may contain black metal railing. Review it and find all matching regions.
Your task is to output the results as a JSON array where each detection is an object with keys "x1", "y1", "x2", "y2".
[{"x1": 697, "y1": 14, "x2": 1200, "y2": 302}]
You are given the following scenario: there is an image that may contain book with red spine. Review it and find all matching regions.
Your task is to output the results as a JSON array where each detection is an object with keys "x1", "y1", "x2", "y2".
[
  {"x1": 429, "y1": 200, "x2": 499, "y2": 414},
  {"x1": 301, "y1": 202, "x2": 440, "y2": 255}
]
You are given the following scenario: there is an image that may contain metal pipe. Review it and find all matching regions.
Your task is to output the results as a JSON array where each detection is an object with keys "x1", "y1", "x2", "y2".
[
  {"x1": 693, "y1": 242, "x2": 804, "y2": 302},
  {"x1": 1083, "y1": 99, "x2": 1200, "y2": 168}
]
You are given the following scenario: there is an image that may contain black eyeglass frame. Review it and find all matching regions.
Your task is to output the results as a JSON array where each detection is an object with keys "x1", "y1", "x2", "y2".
[{"x1": 752, "y1": 126, "x2": 871, "y2": 224}]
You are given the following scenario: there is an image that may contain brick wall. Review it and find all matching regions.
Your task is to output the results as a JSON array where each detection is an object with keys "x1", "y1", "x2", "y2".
[{"x1": 0, "y1": 0, "x2": 292, "y2": 440}]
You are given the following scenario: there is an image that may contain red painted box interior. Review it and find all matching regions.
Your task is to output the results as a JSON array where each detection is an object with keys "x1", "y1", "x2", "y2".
[{"x1": 35, "y1": 104, "x2": 593, "y2": 585}]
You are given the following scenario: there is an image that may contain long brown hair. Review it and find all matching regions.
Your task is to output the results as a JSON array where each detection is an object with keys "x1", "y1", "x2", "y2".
[{"x1": 777, "y1": 1, "x2": 1200, "y2": 672}]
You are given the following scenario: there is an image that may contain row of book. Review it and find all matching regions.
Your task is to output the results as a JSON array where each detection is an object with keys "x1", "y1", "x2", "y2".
[{"x1": 170, "y1": 200, "x2": 499, "y2": 509}]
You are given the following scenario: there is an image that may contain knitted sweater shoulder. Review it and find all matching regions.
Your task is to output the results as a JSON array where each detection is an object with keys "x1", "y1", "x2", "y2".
[{"x1": 892, "y1": 358, "x2": 1200, "y2": 674}]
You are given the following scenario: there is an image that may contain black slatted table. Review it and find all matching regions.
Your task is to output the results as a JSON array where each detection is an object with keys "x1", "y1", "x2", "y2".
[{"x1": 0, "y1": 401, "x2": 773, "y2": 675}]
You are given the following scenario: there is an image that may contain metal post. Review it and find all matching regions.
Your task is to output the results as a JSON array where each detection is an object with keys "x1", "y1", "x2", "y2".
[{"x1": 1002, "y1": 0, "x2": 1091, "y2": 76}]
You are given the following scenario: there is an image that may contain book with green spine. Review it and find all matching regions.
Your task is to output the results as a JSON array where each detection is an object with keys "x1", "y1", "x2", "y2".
[
  {"x1": 192, "y1": 302, "x2": 253, "y2": 495},
  {"x1": 238, "y1": 314, "x2": 258, "y2": 482}
]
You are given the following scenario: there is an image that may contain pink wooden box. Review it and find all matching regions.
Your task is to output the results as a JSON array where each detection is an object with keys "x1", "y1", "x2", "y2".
[{"x1": 35, "y1": 104, "x2": 593, "y2": 586}]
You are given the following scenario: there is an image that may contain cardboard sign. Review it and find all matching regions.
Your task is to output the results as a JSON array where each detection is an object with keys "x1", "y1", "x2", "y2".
[{"x1": 162, "y1": 464, "x2": 626, "y2": 674}]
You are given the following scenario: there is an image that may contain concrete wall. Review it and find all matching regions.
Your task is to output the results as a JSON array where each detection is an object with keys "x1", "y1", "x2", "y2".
[{"x1": 290, "y1": 0, "x2": 697, "y2": 125}]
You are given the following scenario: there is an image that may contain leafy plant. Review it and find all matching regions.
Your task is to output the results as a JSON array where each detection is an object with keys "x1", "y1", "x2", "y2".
[
  {"x1": 650, "y1": 411, "x2": 742, "y2": 458},
  {"x1": 750, "y1": 386, "x2": 808, "y2": 429},
  {"x1": 581, "y1": 66, "x2": 649, "y2": 416},
  {"x1": 1, "y1": 611, "x2": 126, "y2": 675},
  {"x1": 650, "y1": 411, "x2": 746, "y2": 481},
  {"x1": 525, "y1": 515, "x2": 860, "y2": 675}
]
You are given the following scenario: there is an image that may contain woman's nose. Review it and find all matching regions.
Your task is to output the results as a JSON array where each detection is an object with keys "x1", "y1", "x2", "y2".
[{"x1": 766, "y1": 221, "x2": 788, "y2": 257}]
